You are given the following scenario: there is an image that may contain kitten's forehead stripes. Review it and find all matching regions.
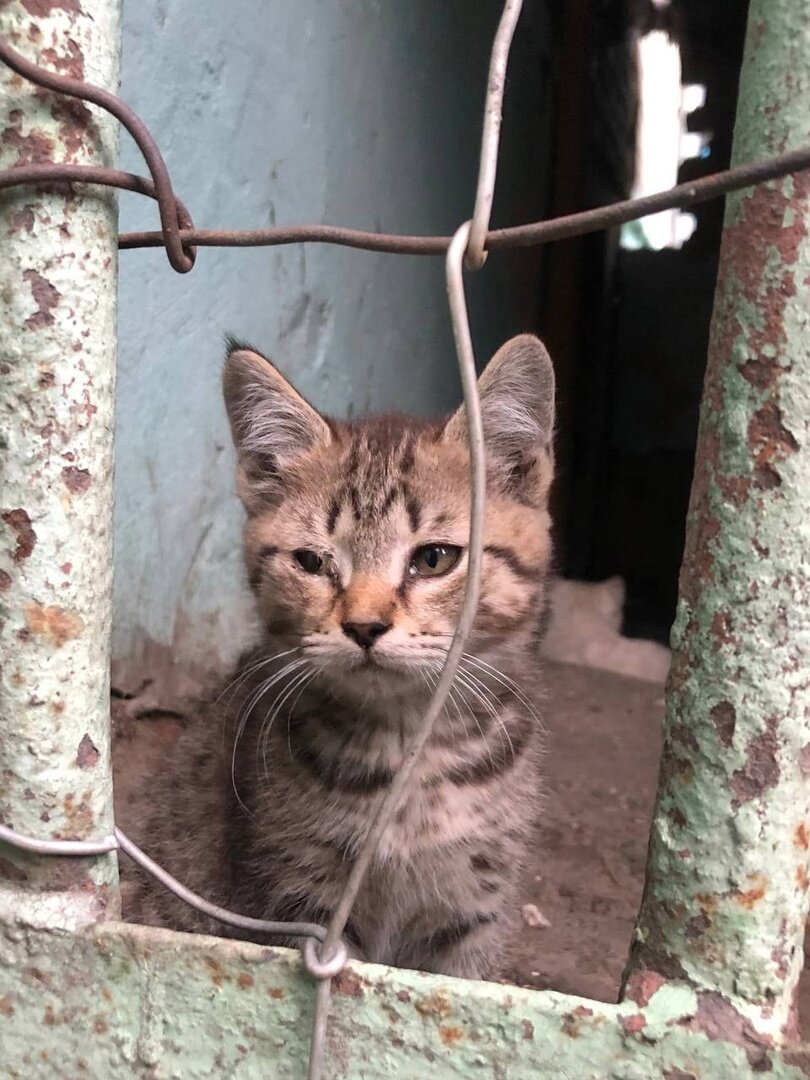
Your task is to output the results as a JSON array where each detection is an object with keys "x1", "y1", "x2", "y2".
[{"x1": 324, "y1": 416, "x2": 437, "y2": 529}]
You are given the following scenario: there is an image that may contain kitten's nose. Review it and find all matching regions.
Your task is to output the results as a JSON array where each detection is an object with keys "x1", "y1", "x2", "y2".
[{"x1": 341, "y1": 620, "x2": 392, "y2": 649}]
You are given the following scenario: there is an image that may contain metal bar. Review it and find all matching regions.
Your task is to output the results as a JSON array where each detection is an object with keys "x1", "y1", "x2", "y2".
[
  {"x1": 2, "y1": 919, "x2": 810, "y2": 1078},
  {"x1": 0, "y1": 2, "x2": 121, "y2": 927},
  {"x1": 625, "y1": 0, "x2": 810, "y2": 1045}
]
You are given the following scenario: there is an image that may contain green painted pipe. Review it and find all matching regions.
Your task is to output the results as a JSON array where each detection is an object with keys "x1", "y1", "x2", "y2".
[
  {"x1": 626, "y1": 0, "x2": 810, "y2": 1045},
  {"x1": 0, "y1": 0, "x2": 121, "y2": 925}
]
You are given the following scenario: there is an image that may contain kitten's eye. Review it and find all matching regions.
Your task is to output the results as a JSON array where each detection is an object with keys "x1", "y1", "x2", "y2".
[
  {"x1": 409, "y1": 544, "x2": 462, "y2": 578},
  {"x1": 293, "y1": 549, "x2": 325, "y2": 574}
]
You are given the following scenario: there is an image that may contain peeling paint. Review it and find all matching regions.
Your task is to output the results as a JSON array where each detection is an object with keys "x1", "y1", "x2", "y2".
[
  {"x1": 0, "y1": 0, "x2": 120, "y2": 917},
  {"x1": 2, "y1": 509, "x2": 36, "y2": 561},
  {"x1": 626, "y1": 0, "x2": 810, "y2": 1043}
]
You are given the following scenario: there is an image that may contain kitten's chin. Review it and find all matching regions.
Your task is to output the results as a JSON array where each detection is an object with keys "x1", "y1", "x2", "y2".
[{"x1": 324, "y1": 653, "x2": 424, "y2": 694}]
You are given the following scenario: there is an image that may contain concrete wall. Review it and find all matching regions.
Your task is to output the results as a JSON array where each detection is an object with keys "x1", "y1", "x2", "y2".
[{"x1": 114, "y1": 0, "x2": 551, "y2": 685}]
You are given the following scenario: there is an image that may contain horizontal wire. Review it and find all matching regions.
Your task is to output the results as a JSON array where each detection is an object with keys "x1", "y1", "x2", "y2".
[
  {"x1": 2, "y1": 150, "x2": 809, "y2": 260},
  {"x1": 0, "y1": 822, "x2": 327, "y2": 942}
]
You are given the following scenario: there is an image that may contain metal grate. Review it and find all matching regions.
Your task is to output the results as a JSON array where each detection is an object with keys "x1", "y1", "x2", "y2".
[{"x1": 1, "y1": 2, "x2": 810, "y2": 1077}]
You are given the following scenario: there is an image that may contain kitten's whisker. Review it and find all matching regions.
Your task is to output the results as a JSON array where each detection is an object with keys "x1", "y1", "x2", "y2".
[
  {"x1": 454, "y1": 670, "x2": 514, "y2": 762},
  {"x1": 217, "y1": 647, "x2": 300, "y2": 709},
  {"x1": 458, "y1": 666, "x2": 518, "y2": 762},
  {"x1": 284, "y1": 666, "x2": 321, "y2": 757},
  {"x1": 241, "y1": 659, "x2": 308, "y2": 777},
  {"x1": 430, "y1": 661, "x2": 496, "y2": 772},
  {"x1": 232, "y1": 657, "x2": 307, "y2": 810},
  {"x1": 259, "y1": 665, "x2": 316, "y2": 780},
  {"x1": 461, "y1": 653, "x2": 542, "y2": 723}
]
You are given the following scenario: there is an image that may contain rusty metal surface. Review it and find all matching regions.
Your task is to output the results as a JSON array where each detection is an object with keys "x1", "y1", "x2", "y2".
[
  {"x1": 626, "y1": 0, "x2": 810, "y2": 1047},
  {"x1": 1, "y1": 920, "x2": 809, "y2": 1079},
  {"x1": 0, "y1": 1, "x2": 121, "y2": 925}
]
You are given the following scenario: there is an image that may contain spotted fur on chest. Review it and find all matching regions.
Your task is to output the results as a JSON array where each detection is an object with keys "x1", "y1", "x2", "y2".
[{"x1": 124, "y1": 333, "x2": 556, "y2": 980}]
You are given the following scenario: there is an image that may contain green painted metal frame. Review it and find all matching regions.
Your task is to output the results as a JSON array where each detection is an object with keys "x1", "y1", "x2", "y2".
[{"x1": 2, "y1": 0, "x2": 810, "y2": 1076}]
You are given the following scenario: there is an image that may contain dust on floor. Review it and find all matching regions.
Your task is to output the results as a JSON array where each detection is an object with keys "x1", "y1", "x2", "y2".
[{"x1": 112, "y1": 660, "x2": 809, "y2": 1026}]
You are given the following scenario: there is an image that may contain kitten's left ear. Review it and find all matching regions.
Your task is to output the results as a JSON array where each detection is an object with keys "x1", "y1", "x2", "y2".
[{"x1": 443, "y1": 334, "x2": 555, "y2": 502}]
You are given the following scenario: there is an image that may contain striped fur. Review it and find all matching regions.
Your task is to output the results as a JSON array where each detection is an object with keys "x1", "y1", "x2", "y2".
[{"x1": 123, "y1": 335, "x2": 556, "y2": 980}]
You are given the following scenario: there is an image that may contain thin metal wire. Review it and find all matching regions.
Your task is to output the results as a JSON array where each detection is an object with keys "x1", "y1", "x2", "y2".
[
  {"x1": 0, "y1": 823, "x2": 329, "y2": 941},
  {"x1": 303, "y1": 219, "x2": 489, "y2": 1079},
  {"x1": 465, "y1": 0, "x2": 524, "y2": 269},
  {"x1": 114, "y1": 829, "x2": 328, "y2": 942},
  {"x1": 0, "y1": 36, "x2": 195, "y2": 272},
  {"x1": 0, "y1": 823, "x2": 118, "y2": 856},
  {"x1": 4, "y1": 149, "x2": 809, "y2": 259}
]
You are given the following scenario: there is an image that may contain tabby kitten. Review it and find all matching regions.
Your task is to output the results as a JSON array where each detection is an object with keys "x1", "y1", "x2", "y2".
[{"x1": 124, "y1": 333, "x2": 555, "y2": 980}]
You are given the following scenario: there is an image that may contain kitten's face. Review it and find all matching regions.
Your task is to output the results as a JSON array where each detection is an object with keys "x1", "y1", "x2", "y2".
[{"x1": 224, "y1": 336, "x2": 555, "y2": 694}]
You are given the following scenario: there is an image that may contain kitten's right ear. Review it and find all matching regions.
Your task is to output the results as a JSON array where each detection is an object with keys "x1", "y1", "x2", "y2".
[{"x1": 222, "y1": 340, "x2": 331, "y2": 508}]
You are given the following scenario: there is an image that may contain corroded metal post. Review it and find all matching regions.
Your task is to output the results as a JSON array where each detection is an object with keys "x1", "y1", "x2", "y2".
[
  {"x1": 0, "y1": 3, "x2": 121, "y2": 925},
  {"x1": 626, "y1": 0, "x2": 810, "y2": 1045}
]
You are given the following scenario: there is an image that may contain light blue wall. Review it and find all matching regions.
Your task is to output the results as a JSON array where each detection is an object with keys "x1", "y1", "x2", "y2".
[{"x1": 114, "y1": 0, "x2": 550, "y2": 681}]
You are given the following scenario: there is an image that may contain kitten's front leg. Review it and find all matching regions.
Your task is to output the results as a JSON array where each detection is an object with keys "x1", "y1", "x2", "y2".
[{"x1": 396, "y1": 909, "x2": 509, "y2": 981}]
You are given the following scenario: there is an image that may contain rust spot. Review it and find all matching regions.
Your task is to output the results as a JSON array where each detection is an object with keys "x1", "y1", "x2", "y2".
[
  {"x1": 796, "y1": 865, "x2": 808, "y2": 890},
  {"x1": 50, "y1": 98, "x2": 94, "y2": 159},
  {"x1": 683, "y1": 990, "x2": 774, "y2": 1070},
  {"x1": 60, "y1": 562, "x2": 72, "y2": 575},
  {"x1": 731, "y1": 716, "x2": 780, "y2": 809},
  {"x1": 800, "y1": 744, "x2": 810, "y2": 777},
  {"x1": 204, "y1": 957, "x2": 227, "y2": 988},
  {"x1": 438, "y1": 1025, "x2": 464, "y2": 1046},
  {"x1": 624, "y1": 970, "x2": 665, "y2": 1008},
  {"x1": 0, "y1": 993, "x2": 14, "y2": 1017},
  {"x1": 737, "y1": 354, "x2": 781, "y2": 390},
  {"x1": 333, "y1": 967, "x2": 364, "y2": 998},
  {"x1": 7, "y1": 205, "x2": 35, "y2": 235},
  {"x1": 396, "y1": 990, "x2": 411, "y2": 1004},
  {"x1": 685, "y1": 912, "x2": 711, "y2": 939},
  {"x1": 0, "y1": 570, "x2": 11, "y2": 591},
  {"x1": 23, "y1": 269, "x2": 61, "y2": 330},
  {"x1": 710, "y1": 702, "x2": 736, "y2": 748},
  {"x1": 268, "y1": 987, "x2": 285, "y2": 1000},
  {"x1": 619, "y1": 1013, "x2": 646, "y2": 1036},
  {"x1": 663, "y1": 1069, "x2": 698, "y2": 1080},
  {"x1": 710, "y1": 610, "x2": 737, "y2": 650},
  {"x1": 736, "y1": 875, "x2": 767, "y2": 909},
  {"x1": 237, "y1": 972, "x2": 254, "y2": 990},
  {"x1": 25, "y1": 603, "x2": 84, "y2": 648},
  {"x1": 1, "y1": 122, "x2": 55, "y2": 165},
  {"x1": 40, "y1": 38, "x2": 85, "y2": 80},
  {"x1": 61, "y1": 466, "x2": 92, "y2": 494},
  {"x1": 93, "y1": 1017, "x2": 108, "y2": 1034},
  {"x1": 3, "y1": 508, "x2": 36, "y2": 561},
  {"x1": 795, "y1": 823, "x2": 810, "y2": 851},
  {"x1": 62, "y1": 792, "x2": 94, "y2": 834},
  {"x1": 522, "y1": 1019, "x2": 534, "y2": 1041},
  {"x1": 415, "y1": 990, "x2": 452, "y2": 1020},
  {"x1": 39, "y1": 368, "x2": 55, "y2": 388},
  {"x1": 43, "y1": 1003, "x2": 56, "y2": 1026},
  {"x1": 561, "y1": 1005, "x2": 593, "y2": 1039},
  {"x1": 76, "y1": 733, "x2": 99, "y2": 770}
]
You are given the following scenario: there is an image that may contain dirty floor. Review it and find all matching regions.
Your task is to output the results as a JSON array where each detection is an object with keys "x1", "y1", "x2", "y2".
[{"x1": 112, "y1": 660, "x2": 809, "y2": 1027}]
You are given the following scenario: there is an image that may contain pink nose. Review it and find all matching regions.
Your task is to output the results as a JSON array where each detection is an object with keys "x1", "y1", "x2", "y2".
[{"x1": 341, "y1": 621, "x2": 392, "y2": 649}]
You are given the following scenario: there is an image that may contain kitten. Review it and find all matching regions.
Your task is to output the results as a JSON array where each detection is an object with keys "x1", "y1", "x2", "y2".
[{"x1": 122, "y1": 333, "x2": 555, "y2": 980}]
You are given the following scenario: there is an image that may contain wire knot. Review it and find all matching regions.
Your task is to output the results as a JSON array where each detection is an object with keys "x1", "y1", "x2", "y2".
[{"x1": 303, "y1": 938, "x2": 349, "y2": 980}]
